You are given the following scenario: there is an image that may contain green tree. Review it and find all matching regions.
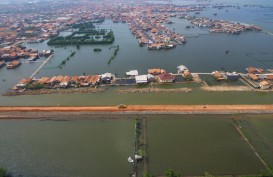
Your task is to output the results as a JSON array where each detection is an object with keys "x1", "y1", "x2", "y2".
[{"x1": 0, "y1": 167, "x2": 7, "y2": 177}]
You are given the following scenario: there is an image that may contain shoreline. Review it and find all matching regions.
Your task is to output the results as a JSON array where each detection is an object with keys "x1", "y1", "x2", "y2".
[{"x1": 0, "y1": 105, "x2": 273, "y2": 119}]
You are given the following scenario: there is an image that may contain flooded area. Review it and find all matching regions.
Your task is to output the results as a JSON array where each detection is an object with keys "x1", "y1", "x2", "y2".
[
  {"x1": 0, "y1": 118, "x2": 134, "y2": 177},
  {"x1": 1, "y1": 114, "x2": 273, "y2": 176},
  {"x1": 147, "y1": 115, "x2": 265, "y2": 176},
  {"x1": 0, "y1": 3, "x2": 273, "y2": 105}
]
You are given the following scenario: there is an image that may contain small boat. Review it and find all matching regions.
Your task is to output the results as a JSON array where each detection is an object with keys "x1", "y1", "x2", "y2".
[
  {"x1": 128, "y1": 157, "x2": 134, "y2": 163},
  {"x1": 225, "y1": 50, "x2": 231, "y2": 55}
]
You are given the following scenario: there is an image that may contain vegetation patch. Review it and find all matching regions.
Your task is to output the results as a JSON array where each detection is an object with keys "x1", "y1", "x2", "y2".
[
  {"x1": 47, "y1": 29, "x2": 114, "y2": 45},
  {"x1": 58, "y1": 51, "x2": 76, "y2": 69},
  {"x1": 107, "y1": 45, "x2": 119, "y2": 65}
]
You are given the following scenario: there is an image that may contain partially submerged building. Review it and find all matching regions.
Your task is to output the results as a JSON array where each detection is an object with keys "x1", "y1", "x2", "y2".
[
  {"x1": 148, "y1": 68, "x2": 166, "y2": 75},
  {"x1": 101, "y1": 73, "x2": 114, "y2": 84},
  {"x1": 223, "y1": 72, "x2": 240, "y2": 81},
  {"x1": 177, "y1": 65, "x2": 188, "y2": 74},
  {"x1": 135, "y1": 75, "x2": 148, "y2": 84},
  {"x1": 15, "y1": 78, "x2": 33, "y2": 88},
  {"x1": 246, "y1": 67, "x2": 265, "y2": 74},
  {"x1": 259, "y1": 80, "x2": 271, "y2": 90},
  {"x1": 212, "y1": 71, "x2": 225, "y2": 81},
  {"x1": 157, "y1": 73, "x2": 175, "y2": 83},
  {"x1": 248, "y1": 73, "x2": 259, "y2": 81}
]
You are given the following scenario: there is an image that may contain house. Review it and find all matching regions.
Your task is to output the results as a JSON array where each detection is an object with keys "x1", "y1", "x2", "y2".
[
  {"x1": 80, "y1": 75, "x2": 101, "y2": 86},
  {"x1": 16, "y1": 78, "x2": 32, "y2": 88},
  {"x1": 223, "y1": 72, "x2": 240, "y2": 81},
  {"x1": 248, "y1": 73, "x2": 259, "y2": 81},
  {"x1": 177, "y1": 65, "x2": 188, "y2": 74},
  {"x1": 60, "y1": 76, "x2": 71, "y2": 88},
  {"x1": 259, "y1": 80, "x2": 271, "y2": 90},
  {"x1": 55, "y1": 75, "x2": 64, "y2": 85},
  {"x1": 29, "y1": 53, "x2": 39, "y2": 59},
  {"x1": 246, "y1": 67, "x2": 265, "y2": 74},
  {"x1": 101, "y1": 73, "x2": 113, "y2": 84},
  {"x1": 46, "y1": 76, "x2": 57, "y2": 85},
  {"x1": 81, "y1": 76, "x2": 92, "y2": 87},
  {"x1": 37, "y1": 77, "x2": 50, "y2": 85},
  {"x1": 266, "y1": 75, "x2": 273, "y2": 80},
  {"x1": 70, "y1": 76, "x2": 79, "y2": 85},
  {"x1": 6, "y1": 60, "x2": 21, "y2": 69},
  {"x1": 126, "y1": 70, "x2": 138, "y2": 77},
  {"x1": 183, "y1": 70, "x2": 193, "y2": 80},
  {"x1": 0, "y1": 61, "x2": 5, "y2": 68},
  {"x1": 135, "y1": 75, "x2": 148, "y2": 84},
  {"x1": 157, "y1": 73, "x2": 175, "y2": 83},
  {"x1": 147, "y1": 74, "x2": 155, "y2": 82},
  {"x1": 212, "y1": 71, "x2": 225, "y2": 81},
  {"x1": 1, "y1": 54, "x2": 10, "y2": 61},
  {"x1": 89, "y1": 75, "x2": 101, "y2": 85},
  {"x1": 148, "y1": 68, "x2": 166, "y2": 75},
  {"x1": 9, "y1": 52, "x2": 18, "y2": 60}
]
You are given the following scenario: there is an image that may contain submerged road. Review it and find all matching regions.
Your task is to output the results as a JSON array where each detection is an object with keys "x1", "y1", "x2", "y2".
[
  {"x1": 29, "y1": 54, "x2": 54, "y2": 78},
  {"x1": 0, "y1": 105, "x2": 273, "y2": 115}
]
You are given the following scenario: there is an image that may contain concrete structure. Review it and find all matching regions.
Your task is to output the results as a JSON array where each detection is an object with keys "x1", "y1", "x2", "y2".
[
  {"x1": 135, "y1": 75, "x2": 148, "y2": 84},
  {"x1": 126, "y1": 70, "x2": 139, "y2": 77}
]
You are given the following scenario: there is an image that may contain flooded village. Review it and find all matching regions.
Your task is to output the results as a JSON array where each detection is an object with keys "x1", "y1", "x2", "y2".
[
  {"x1": 1, "y1": 0, "x2": 273, "y2": 177},
  {"x1": 0, "y1": 0, "x2": 267, "y2": 97},
  {"x1": 5, "y1": 64, "x2": 273, "y2": 96}
]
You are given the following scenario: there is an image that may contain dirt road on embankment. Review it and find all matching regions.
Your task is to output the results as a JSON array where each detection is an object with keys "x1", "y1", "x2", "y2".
[{"x1": 0, "y1": 105, "x2": 273, "y2": 118}]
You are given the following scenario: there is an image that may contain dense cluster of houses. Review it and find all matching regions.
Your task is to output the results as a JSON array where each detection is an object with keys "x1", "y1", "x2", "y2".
[
  {"x1": 129, "y1": 13, "x2": 186, "y2": 50},
  {"x1": 0, "y1": 45, "x2": 40, "y2": 69},
  {"x1": 211, "y1": 67, "x2": 273, "y2": 90},
  {"x1": 12, "y1": 65, "x2": 273, "y2": 92},
  {"x1": 180, "y1": 15, "x2": 262, "y2": 34},
  {"x1": 246, "y1": 67, "x2": 273, "y2": 89},
  {"x1": 0, "y1": 46, "x2": 39, "y2": 62},
  {"x1": 13, "y1": 65, "x2": 193, "y2": 91},
  {"x1": 15, "y1": 74, "x2": 107, "y2": 90},
  {"x1": 0, "y1": 45, "x2": 54, "y2": 69},
  {"x1": 126, "y1": 65, "x2": 192, "y2": 84},
  {"x1": 0, "y1": 0, "x2": 202, "y2": 47}
]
